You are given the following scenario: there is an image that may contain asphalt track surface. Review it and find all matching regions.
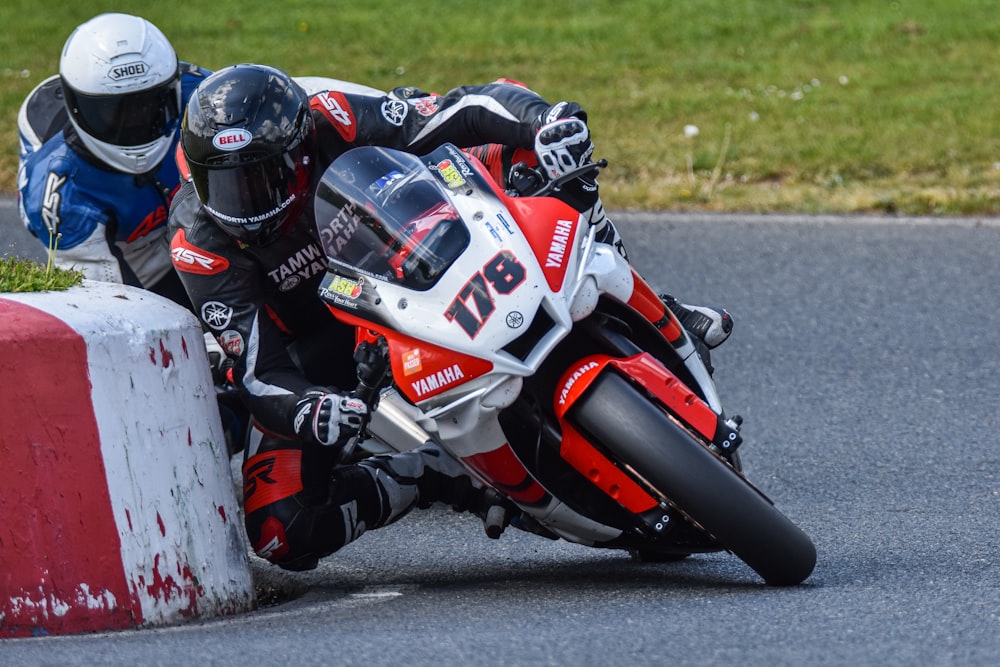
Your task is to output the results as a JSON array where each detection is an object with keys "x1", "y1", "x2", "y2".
[{"x1": 4, "y1": 197, "x2": 1000, "y2": 666}]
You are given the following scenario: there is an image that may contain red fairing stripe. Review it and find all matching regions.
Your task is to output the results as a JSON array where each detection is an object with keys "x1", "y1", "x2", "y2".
[
  {"x1": 464, "y1": 444, "x2": 548, "y2": 505},
  {"x1": 456, "y1": 148, "x2": 581, "y2": 294},
  {"x1": 558, "y1": 421, "x2": 659, "y2": 512},
  {"x1": 387, "y1": 329, "x2": 494, "y2": 403},
  {"x1": 322, "y1": 307, "x2": 494, "y2": 404},
  {"x1": 627, "y1": 269, "x2": 682, "y2": 343}
]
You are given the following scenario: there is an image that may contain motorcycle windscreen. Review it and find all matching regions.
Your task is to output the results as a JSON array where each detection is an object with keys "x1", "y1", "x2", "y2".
[{"x1": 314, "y1": 146, "x2": 470, "y2": 291}]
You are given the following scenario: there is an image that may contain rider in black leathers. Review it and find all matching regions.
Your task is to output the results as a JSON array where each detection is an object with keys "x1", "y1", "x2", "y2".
[
  {"x1": 168, "y1": 64, "x2": 589, "y2": 570},
  {"x1": 168, "y1": 64, "x2": 732, "y2": 571}
]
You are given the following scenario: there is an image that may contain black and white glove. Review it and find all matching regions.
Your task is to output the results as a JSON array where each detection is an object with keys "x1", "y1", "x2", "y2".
[
  {"x1": 292, "y1": 388, "x2": 369, "y2": 447},
  {"x1": 534, "y1": 118, "x2": 599, "y2": 211}
]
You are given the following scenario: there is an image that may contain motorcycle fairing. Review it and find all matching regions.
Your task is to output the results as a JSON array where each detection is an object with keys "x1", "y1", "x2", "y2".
[
  {"x1": 382, "y1": 329, "x2": 495, "y2": 404},
  {"x1": 315, "y1": 144, "x2": 603, "y2": 379},
  {"x1": 554, "y1": 353, "x2": 721, "y2": 447},
  {"x1": 463, "y1": 443, "x2": 550, "y2": 506},
  {"x1": 498, "y1": 195, "x2": 581, "y2": 293},
  {"x1": 325, "y1": 305, "x2": 496, "y2": 404}
]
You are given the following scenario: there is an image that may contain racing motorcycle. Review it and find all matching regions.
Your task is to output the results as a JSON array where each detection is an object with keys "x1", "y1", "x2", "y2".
[{"x1": 311, "y1": 143, "x2": 816, "y2": 586}]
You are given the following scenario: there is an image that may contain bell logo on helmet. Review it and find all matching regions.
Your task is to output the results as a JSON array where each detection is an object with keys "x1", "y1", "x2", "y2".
[
  {"x1": 212, "y1": 128, "x2": 253, "y2": 151},
  {"x1": 108, "y1": 61, "x2": 149, "y2": 80}
]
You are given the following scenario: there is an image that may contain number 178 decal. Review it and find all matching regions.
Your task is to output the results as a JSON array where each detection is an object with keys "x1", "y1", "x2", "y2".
[{"x1": 445, "y1": 250, "x2": 526, "y2": 338}]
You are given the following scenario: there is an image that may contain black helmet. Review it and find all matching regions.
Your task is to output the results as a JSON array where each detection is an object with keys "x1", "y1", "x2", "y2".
[{"x1": 181, "y1": 64, "x2": 316, "y2": 245}]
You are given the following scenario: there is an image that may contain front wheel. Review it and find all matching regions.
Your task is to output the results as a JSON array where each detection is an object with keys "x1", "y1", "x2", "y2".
[{"x1": 570, "y1": 371, "x2": 816, "y2": 586}]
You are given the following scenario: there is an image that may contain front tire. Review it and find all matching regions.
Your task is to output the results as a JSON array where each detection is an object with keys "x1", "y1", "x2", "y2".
[{"x1": 570, "y1": 371, "x2": 816, "y2": 586}]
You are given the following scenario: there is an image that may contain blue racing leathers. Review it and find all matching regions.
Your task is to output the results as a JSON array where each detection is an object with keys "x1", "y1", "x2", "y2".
[{"x1": 16, "y1": 63, "x2": 210, "y2": 299}]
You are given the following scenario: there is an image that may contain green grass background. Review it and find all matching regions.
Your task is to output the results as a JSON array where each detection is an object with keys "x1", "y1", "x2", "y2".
[{"x1": 2, "y1": 0, "x2": 998, "y2": 214}]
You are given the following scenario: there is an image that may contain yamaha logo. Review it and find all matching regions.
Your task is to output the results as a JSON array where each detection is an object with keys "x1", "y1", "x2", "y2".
[
  {"x1": 380, "y1": 99, "x2": 408, "y2": 126},
  {"x1": 212, "y1": 128, "x2": 253, "y2": 151}
]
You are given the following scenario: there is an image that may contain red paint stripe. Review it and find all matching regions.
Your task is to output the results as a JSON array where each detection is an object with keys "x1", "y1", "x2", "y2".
[{"x1": 0, "y1": 299, "x2": 136, "y2": 637}]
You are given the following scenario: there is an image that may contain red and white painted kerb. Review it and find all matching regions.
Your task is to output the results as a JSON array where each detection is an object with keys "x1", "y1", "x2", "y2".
[{"x1": 0, "y1": 281, "x2": 254, "y2": 637}]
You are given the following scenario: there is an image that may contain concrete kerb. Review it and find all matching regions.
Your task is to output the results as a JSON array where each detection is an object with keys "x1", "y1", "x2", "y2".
[{"x1": 0, "y1": 281, "x2": 254, "y2": 637}]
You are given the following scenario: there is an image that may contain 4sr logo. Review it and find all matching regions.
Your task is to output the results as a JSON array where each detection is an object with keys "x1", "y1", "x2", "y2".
[
  {"x1": 170, "y1": 229, "x2": 231, "y2": 274},
  {"x1": 445, "y1": 250, "x2": 525, "y2": 338}
]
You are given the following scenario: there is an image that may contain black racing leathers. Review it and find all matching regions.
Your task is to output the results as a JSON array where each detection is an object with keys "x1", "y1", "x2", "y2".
[
  {"x1": 168, "y1": 80, "x2": 584, "y2": 568},
  {"x1": 169, "y1": 81, "x2": 582, "y2": 437}
]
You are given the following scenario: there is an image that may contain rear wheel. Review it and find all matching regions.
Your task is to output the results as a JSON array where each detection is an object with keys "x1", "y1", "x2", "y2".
[{"x1": 570, "y1": 371, "x2": 816, "y2": 586}]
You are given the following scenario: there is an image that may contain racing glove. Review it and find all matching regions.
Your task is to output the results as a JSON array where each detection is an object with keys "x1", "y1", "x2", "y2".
[
  {"x1": 292, "y1": 388, "x2": 369, "y2": 447},
  {"x1": 534, "y1": 117, "x2": 600, "y2": 212}
]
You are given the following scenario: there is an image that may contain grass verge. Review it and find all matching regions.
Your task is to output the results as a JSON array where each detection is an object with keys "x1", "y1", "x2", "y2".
[{"x1": 1, "y1": 0, "x2": 997, "y2": 215}]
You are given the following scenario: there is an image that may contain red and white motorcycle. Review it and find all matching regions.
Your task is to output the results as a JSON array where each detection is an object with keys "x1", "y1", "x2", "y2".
[{"x1": 313, "y1": 143, "x2": 816, "y2": 586}]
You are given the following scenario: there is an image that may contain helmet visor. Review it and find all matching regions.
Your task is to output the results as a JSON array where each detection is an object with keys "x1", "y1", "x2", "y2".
[
  {"x1": 64, "y1": 76, "x2": 181, "y2": 147},
  {"x1": 191, "y1": 141, "x2": 312, "y2": 244}
]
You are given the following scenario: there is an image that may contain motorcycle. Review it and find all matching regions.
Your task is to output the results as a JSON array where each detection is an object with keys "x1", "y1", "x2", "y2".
[{"x1": 311, "y1": 142, "x2": 816, "y2": 586}]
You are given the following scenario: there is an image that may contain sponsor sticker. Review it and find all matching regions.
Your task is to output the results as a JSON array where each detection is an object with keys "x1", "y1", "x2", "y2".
[
  {"x1": 312, "y1": 92, "x2": 357, "y2": 141},
  {"x1": 402, "y1": 349, "x2": 422, "y2": 376},
  {"x1": 327, "y1": 275, "x2": 364, "y2": 299},
  {"x1": 558, "y1": 361, "x2": 600, "y2": 405},
  {"x1": 218, "y1": 330, "x2": 245, "y2": 357},
  {"x1": 435, "y1": 159, "x2": 466, "y2": 189},
  {"x1": 545, "y1": 219, "x2": 576, "y2": 269},
  {"x1": 412, "y1": 96, "x2": 440, "y2": 116},
  {"x1": 170, "y1": 229, "x2": 231, "y2": 275},
  {"x1": 212, "y1": 128, "x2": 253, "y2": 151},
  {"x1": 410, "y1": 364, "x2": 465, "y2": 398}
]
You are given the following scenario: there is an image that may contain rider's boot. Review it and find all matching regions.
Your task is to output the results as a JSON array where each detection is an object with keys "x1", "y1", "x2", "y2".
[
  {"x1": 659, "y1": 294, "x2": 734, "y2": 350},
  {"x1": 358, "y1": 444, "x2": 513, "y2": 537},
  {"x1": 535, "y1": 117, "x2": 734, "y2": 352},
  {"x1": 588, "y1": 202, "x2": 735, "y2": 351}
]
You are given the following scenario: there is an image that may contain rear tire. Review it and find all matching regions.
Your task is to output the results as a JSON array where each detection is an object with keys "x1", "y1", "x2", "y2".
[{"x1": 571, "y1": 372, "x2": 816, "y2": 586}]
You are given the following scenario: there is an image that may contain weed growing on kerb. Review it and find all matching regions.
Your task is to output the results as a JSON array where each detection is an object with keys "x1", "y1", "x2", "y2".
[{"x1": 0, "y1": 254, "x2": 83, "y2": 293}]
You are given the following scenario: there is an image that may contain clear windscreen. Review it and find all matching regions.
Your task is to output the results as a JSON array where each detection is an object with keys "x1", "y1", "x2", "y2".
[{"x1": 314, "y1": 146, "x2": 470, "y2": 291}]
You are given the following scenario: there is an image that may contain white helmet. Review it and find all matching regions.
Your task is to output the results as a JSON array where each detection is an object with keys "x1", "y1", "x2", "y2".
[{"x1": 59, "y1": 13, "x2": 181, "y2": 174}]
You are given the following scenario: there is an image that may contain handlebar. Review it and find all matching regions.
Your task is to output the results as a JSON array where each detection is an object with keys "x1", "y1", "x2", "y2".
[
  {"x1": 338, "y1": 337, "x2": 390, "y2": 462},
  {"x1": 352, "y1": 337, "x2": 390, "y2": 406},
  {"x1": 507, "y1": 158, "x2": 608, "y2": 198}
]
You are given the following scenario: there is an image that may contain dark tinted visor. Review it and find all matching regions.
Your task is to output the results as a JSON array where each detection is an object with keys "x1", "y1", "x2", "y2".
[
  {"x1": 191, "y1": 142, "x2": 311, "y2": 243},
  {"x1": 64, "y1": 77, "x2": 181, "y2": 146}
]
